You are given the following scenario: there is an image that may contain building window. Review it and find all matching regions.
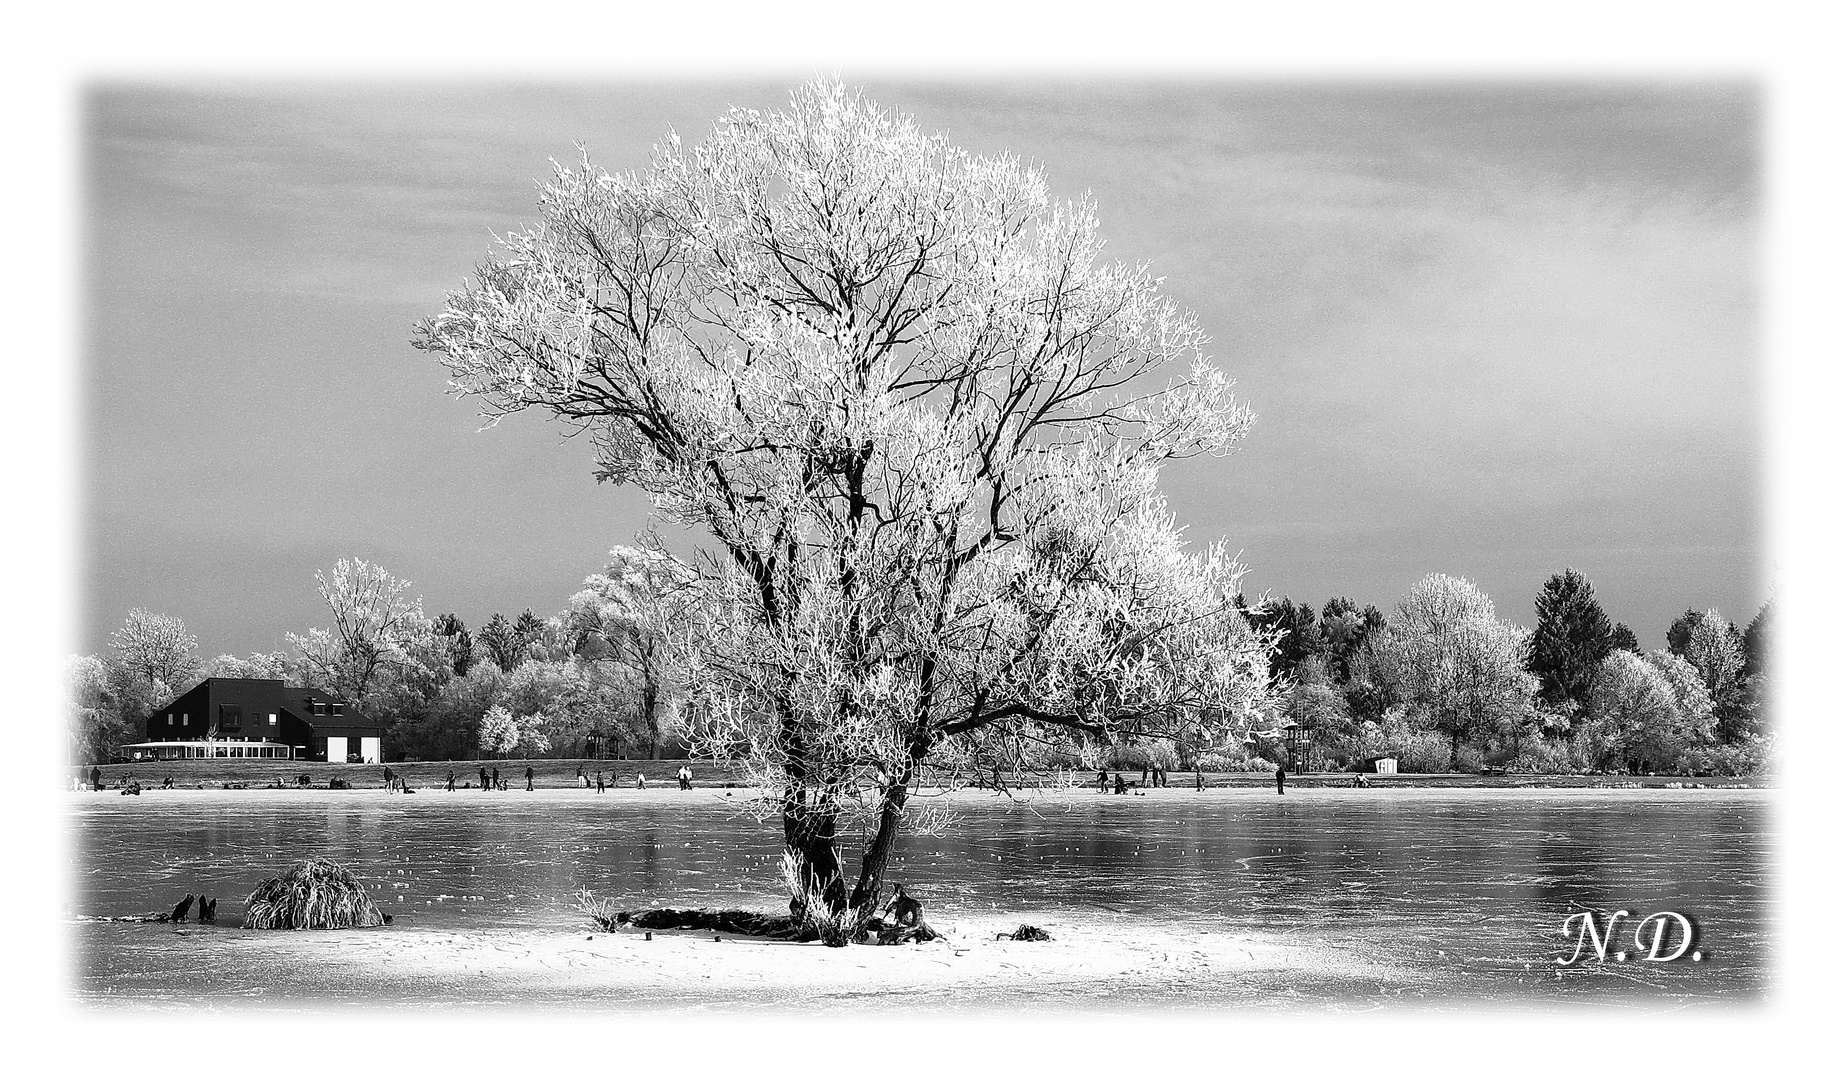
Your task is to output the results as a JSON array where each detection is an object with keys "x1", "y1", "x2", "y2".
[
  {"x1": 331, "y1": 704, "x2": 344, "y2": 716},
  {"x1": 312, "y1": 701, "x2": 325, "y2": 716},
  {"x1": 181, "y1": 714, "x2": 189, "y2": 727},
  {"x1": 166, "y1": 713, "x2": 174, "y2": 726},
  {"x1": 268, "y1": 713, "x2": 278, "y2": 726}
]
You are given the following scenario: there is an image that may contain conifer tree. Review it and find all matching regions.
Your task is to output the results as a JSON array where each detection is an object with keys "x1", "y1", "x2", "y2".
[{"x1": 1528, "y1": 568, "x2": 1615, "y2": 707}]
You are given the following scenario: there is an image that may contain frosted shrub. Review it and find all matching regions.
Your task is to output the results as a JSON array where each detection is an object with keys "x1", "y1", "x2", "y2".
[
  {"x1": 1683, "y1": 733, "x2": 1773, "y2": 777},
  {"x1": 1505, "y1": 738, "x2": 1579, "y2": 775}
]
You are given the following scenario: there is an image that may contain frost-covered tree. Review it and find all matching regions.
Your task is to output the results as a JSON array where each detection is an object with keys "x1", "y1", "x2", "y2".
[
  {"x1": 564, "y1": 541, "x2": 696, "y2": 758},
  {"x1": 1368, "y1": 574, "x2": 1537, "y2": 769},
  {"x1": 1683, "y1": 608, "x2": 1750, "y2": 740},
  {"x1": 287, "y1": 559, "x2": 430, "y2": 711},
  {"x1": 1645, "y1": 650, "x2": 1717, "y2": 738},
  {"x1": 1580, "y1": 650, "x2": 1711, "y2": 772},
  {"x1": 415, "y1": 79, "x2": 1276, "y2": 940},
  {"x1": 198, "y1": 652, "x2": 296, "y2": 683},
  {"x1": 109, "y1": 608, "x2": 199, "y2": 691},
  {"x1": 478, "y1": 704, "x2": 520, "y2": 757},
  {"x1": 65, "y1": 654, "x2": 135, "y2": 763},
  {"x1": 511, "y1": 710, "x2": 555, "y2": 756},
  {"x1": 497, "y1": 657, "x2": 633, "y2": 755}
]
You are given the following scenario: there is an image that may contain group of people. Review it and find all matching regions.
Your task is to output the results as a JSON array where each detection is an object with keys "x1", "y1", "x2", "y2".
[
  {"x1": 436, "y1": 766, "x2": 512, "y2": 791},
  {"x1": 403, "y1": 763, "x2": 702, "y2": 793},
  {"x1": 572, "y1": 764, "x2": 695, "y2": 792},
  {"x1": 1090, "y1": 763, "x2": 1294, "y2": 795},
  {"x1": 84, "y1": 760, "x2": 709, "y2": 795},
  {"x1": 1091, "y1": 763, "x2": 1179, "y2": 794}
]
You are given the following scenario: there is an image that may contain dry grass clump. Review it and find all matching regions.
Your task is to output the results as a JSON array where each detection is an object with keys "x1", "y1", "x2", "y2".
[
  {"x1": 242, "y1": 858, "x2": 385, "y2": 930},
  {"x1": 779, "y1": 849, "x2": 866, "y2": 947},
  {"x1": 574, "y1": 888, "x2": 623, "y2": 932}
]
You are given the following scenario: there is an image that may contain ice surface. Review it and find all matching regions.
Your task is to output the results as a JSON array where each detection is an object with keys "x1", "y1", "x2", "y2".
[{"x1": 69, "y1": 786, "x2": 1769, "y2": 1009}]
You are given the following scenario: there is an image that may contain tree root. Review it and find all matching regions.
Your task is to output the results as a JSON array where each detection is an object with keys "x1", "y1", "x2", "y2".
[
  {"x1": 616, "y1": 908, "x2": 810, "y2": 940},
  {"x1": 615, "y1": 907, "x2": 944, "y2": 945}
]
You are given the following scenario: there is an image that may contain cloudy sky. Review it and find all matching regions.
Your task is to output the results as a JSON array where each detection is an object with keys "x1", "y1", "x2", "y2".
[{"x1": 79, "y1": 79, "x2": 1761, "y2": 657}]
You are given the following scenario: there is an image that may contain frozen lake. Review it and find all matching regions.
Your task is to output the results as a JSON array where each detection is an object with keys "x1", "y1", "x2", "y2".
[{"x1": 71, "y1": 786, "x2": 1770, "y2": 1010}]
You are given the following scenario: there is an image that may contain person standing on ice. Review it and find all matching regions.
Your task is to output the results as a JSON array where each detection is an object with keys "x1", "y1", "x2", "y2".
[
  {"x1": 525, "y1": 765, "x2": 534, "y2": 791},
  {"x1": 1275, "y1": 763, "x2": 1286, "y2": 795}
]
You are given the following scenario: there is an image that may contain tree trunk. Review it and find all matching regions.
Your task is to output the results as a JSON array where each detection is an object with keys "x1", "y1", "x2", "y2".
[
  {"x1": 644, "y1": 682, "x2": 659, "y2": 760},
  {"x1": 847, "y1": 781, "x2": 909, "y2": 912},
  {"x1": 782, "y1": 788, "x2": 848, "y2": 943}
]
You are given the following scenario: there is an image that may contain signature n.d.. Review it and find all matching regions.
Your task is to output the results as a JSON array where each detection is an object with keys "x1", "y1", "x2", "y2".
[{"x1": 1557, "y1": 909, "x2": 1699, "y2": 966}]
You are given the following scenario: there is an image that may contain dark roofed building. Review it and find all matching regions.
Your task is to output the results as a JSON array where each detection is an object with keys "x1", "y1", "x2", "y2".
[{"x1": 127, "y1": 677, "x2": 383, "y2": 763}]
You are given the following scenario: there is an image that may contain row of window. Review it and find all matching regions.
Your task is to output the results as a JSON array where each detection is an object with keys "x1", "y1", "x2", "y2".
[
  {"x1": 140, "y1": 743, "x2": 296, "y2": 759},
  {"x1": 164, "y1": 704, "x2": 339, "y2": 725}
]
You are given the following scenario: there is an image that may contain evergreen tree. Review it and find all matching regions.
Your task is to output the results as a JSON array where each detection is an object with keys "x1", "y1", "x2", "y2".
[
  {"x1": 479, "y1": 612, "x2": 520, "y2": 671},
  {"x1": 1741, "y1": 603, "x2": 1770, "y2": 681},
  {"x1": 433, "y1": 613, "x2": 475, "y2": 676},
  {"x1": 1320, "y1": 597, "x2": 1379, "y2": 683},
  {"x1": 1528, "y1": 569, "x2": 1615, "y2": 707},
  {"x1": 513, "y1": 609, "x2": 546, "y2": 654},
  {"x1": 1666, "y1": 609, "x2": 1702, "y2": 656},
  {"x1": 1609, "y1": 622, "x2": 1641, "y2": 654},
  {"x1": 1245, "y1": 597, "x2": 1324, "y2": 679}
]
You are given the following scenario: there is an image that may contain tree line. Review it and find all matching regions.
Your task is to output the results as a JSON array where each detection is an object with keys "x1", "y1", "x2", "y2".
[
  {"x1": 66, "y1": 545, "x2": 690, "y2": 765},
  {"x1": 1232, "y1": 568, "x2": 1770, "y2": 777},
  {"x1": 70, "y1": 555, "x2": 1770, "y2": 778}
]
